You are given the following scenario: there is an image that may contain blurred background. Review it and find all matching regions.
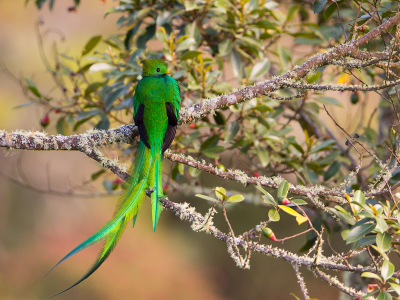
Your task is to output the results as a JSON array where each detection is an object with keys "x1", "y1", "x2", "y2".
[{"x1": 0, "y1": 1, "x2": 351, "y2": 299}]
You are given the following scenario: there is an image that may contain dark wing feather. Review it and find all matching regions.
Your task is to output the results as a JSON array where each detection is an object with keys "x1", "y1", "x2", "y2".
[
  {"x1": 162, "y1": 102, "x2": 178, "y2": 153},
  {"x1": 134, "y1": 103, "x2": 150, "y2": 149}
]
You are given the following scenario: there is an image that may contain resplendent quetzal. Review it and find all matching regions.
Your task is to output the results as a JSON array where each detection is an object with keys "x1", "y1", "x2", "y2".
[{"x1": 49, "y1": 59, "x2": 181, "y2": 296}]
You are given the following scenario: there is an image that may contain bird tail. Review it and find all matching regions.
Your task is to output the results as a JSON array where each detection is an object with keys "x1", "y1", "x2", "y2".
[
  {"x1": 47, "y1": 141, "x2": 154, "y2": 297},
  {"x1": 148, "y1": 143, "x2": 164, "y2": 231}
]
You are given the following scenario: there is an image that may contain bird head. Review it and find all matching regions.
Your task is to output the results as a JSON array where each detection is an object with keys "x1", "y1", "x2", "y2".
[{"x1": 142, "y1": 59, "x2": 170, "y2": 77}]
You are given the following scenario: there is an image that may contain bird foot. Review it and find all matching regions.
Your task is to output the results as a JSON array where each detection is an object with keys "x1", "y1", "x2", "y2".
[{"x1": 145, "y1": 187, "x2": 155, "y2": 197}]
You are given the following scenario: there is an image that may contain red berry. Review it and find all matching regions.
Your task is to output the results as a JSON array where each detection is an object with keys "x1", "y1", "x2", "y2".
[
  {"x1": 269, "y1": 233, "x2": 277, "y2": 241},
  {"x1": 262, "y1": 228, "x2": 277, "y2": 241},
  {"x1": 189, "y1": 123, "x2": 196, "y2": 129},
  {"x1": 281, "y1": 198, "x2": 291, "y2": 205},
  {"x1": 113, "y1": 178, "x2": 123, "y2": 185},
  {"x1": 253, "y1": 172, "x2": 260, "y2": 177},
  {"x1": 41, "y1": 114, "x2": 50, "y2": 127},
  {"x1": 366, "y1": 285, "x2": 375, "y2": 293},
  {"x1": 54, "y1": 109, "x2": 61, "y2": 114},
  {"x1": 163, "y1": 183, "x2": 169, "y2": 194}
]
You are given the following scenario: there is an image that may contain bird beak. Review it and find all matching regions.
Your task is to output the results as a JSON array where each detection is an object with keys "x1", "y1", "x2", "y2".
[{"x1": 166, "y1": 69, "x2": 171, "y2": 74}]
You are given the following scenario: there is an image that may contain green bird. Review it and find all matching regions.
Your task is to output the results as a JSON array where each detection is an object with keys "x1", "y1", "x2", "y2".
[{"x1": 49, "y1": 59, "x2": 181, "y2": 296}]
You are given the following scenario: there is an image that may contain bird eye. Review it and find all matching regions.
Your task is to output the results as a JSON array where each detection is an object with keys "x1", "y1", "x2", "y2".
[{"x1": 157, "y1": 68, "x2": 160, "y2": 72}]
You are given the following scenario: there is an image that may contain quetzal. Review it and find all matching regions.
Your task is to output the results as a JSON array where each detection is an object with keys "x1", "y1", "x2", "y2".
[{"x1": 49, "y1": 59, "x2": 181, "y2": 296}]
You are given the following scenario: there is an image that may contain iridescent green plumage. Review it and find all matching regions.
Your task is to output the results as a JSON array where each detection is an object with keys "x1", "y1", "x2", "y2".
[{"x1": 49, "y1": 59, "x2": 181, "y2": 297}]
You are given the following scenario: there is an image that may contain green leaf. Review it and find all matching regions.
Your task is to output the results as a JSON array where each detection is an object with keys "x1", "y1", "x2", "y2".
[
  {"x1": 256, "y1": 184, "x2": 277, "y2": 206},
  {"x1": 312, "y1": 0, "x2": 328, "y2": 14},
  {"x1": 250, "y1": 105, "x2": 274, "y2": 112},
  {"x1": 95, "y1": 116, "x2": 110, "y2": 131},
  {"x1": 377, "y1": 291, "x2": 392, "y2": 300},
  {"x1": 388, "y1": 283, "x2": 400, "y2": 296},
  {"x1": 73, "y1": 116, "x2": 93, "y2": 131},
  {"x1": 324, "y1": 2, "x2": 337, "y2": 20},
  {"x1": 323, "y1": 161, "x2": 341, "y2": 181},
  {"x1": 189, "y1": 167, "x2": 201, "y2": 178},
  {"x1": 182, "y1": 131, "x2": 201, "y2": 145},
  {"x1": 334, "y1": 205, "x2": 350, "y2": 215},
  {"x1": 255, "y1": 146, "x2": 270, "y2": 167},
  {"x1": 353, "y1": 190, "x2": 366, "y2": 205},
  {"x1": 176, "y1": 37, "x2": 196, "y2": 52},
  {"x1": 314, "y1": 96, "x2": 343, "y2": 107},
  {"x1": 203, "y1": 151, "x2": 220, "y2": 159},
  {"x1": 218, "y1": 39, "x2": 232, "y2": 57},
  {"x1": 215, "y1": 187, "x2": 227, "y2": 201},
  {"x1": 228, "y1": 48, "x2": 243, "y2": 80},
  {"x1": 277, "y1": 180, "x2": 289, "y2": 198},
  {"x1": 346, "y1": 222, "x2": 376, "y2": 244},
  {"x1": 306, "y1": 71, "x2": 321, "y2": 83},
  {"x1": 35, "y1": 0, "x2": 46, "y2": 9},
  {"x1": 13, "y1": 102, "x2": 36, "y2": 109},
  {"x1": 376, "y1": 232, "x2": 391, "y2": 252},
  {"x1": 371, "y1": 245, "x2": 389, "y2": 261},
  {"x1": 76, "y1": 110, "x2": 101, "y2": 121},
  {"x1": 137, "y1": 24, "x2": 156, "y2": 49},
  {"x1": 381, "y1": 260, "x2": 394, "y2": 282},
  {"x1": 375, "y1": 216, "x2": 388, "y2": 234},
  {"x1": 201, "y1": 135, "x2": 219, "y2": 150},
  {"x1": 82, "y1": 35, "x2": 102, "y2": 56},
  {"x1": 353, "y1": 235, "x2": 376, "y2": 249},
  {"x1": 249, "y1": 59, "x2": 270, "y2": 80},
  {"x1": 318, "y1": 150, "x2": 341, "y2": 165},
  {"x1": 261, "y1": 195, "x2": 275, "y2": 207},
  {"x1": 227, "y1": 194, "x2": 245, "y2": 203},
  {"x1": 56, "y1": 117, "x2": 69, "y2": 136},
  {"x1": 85, "y1": 82, "x2": 103, "y2": 97},
  {"x1": 186, "y1": 21, "x2": 200, "y2": 45},
  {"x1": 341, "y1": 229, "x2": 350, "y2": 240},
  {"x1": 214, "y1": 111, "x2": 226, "y2": 125},
  {"x1": 326, "y1": 207, "x2": 355, "y2": 225},
  {"x1": 253, "y1": 20, "x2": 277, "y2": 30},
  {"x1": 290, "y1": 199, "x2": 307, "y2": 206},
  {"x1": 91, "y1": 169, "x2": 106, "y2": 181},
  {"x1": 24, "y1": 78, "x2": 41, "y2": 98},
  {"x1": 276, "y1": 45, "x2": 289, "y2": 70},
  {"x1": 178, "y1": 163, "x2": 185, "y2": 175},
  {"x1": 225, "y1": 122, "x2": 240, "y2": 143},
  {"x1": 268, "y1": 209, "x2": 280, "y2": 222},
  {"x1": 287, "y1": 5, "x2": 300, "y2": 22},
  {"x1": 195, "y1": 194, "x2": 218, "y2": 202},
  {"x1": 104, "y1": 86, "x2": 126, "y2": 111},
  {"x1": 361, "y1": 272, "x2": 383, "y2": 283},
  {"x1": 310, "y1": 140, "x2": 336, "y2": 153},
  {"x1": 181, "y1": 50, "x2": 202, "y2": 60}
]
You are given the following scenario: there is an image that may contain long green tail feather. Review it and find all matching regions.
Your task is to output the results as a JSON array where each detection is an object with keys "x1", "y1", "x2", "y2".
[
  {"x1": 48, "y1": 218, "x2": 127, "y2": 298},
  {"x1": 149, "y1": 144, "x2": 163, "y2": 231},
  {"x1": 48, "y1": 141, "x2": 154, "y2": 296},
  {"x1": 132, "y1": 214, "x2": 138, "y2": 228}
]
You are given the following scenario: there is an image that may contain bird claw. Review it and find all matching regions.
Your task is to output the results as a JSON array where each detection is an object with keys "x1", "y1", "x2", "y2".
[{"x1": 145, "y1": 187, "x2": 155, "y2": 197}]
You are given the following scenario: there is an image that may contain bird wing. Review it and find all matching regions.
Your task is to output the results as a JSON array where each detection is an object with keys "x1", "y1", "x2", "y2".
[
  {"x1": 162, "y1": 102, "x2": 178, "y2": 153},
  {"x1": 134, "y1": 103, "x2": 150, "y2": 149}
]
